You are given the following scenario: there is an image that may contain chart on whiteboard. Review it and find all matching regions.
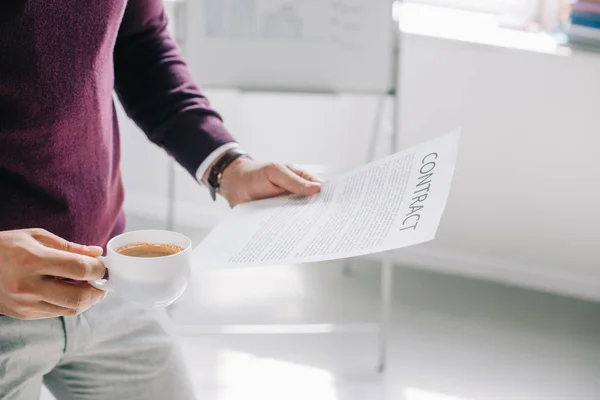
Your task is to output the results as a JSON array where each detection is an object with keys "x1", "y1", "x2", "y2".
[
  {"x1": 186, "y1": 0, "x2": 394, "y2": 92},
  {"x1": 204, "y1": 0, "x2": 368, "y2": 47}
]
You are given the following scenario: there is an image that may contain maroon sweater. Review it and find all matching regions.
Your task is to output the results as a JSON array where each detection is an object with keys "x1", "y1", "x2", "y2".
[{"x1": 0, "y1": 1, "x2": 234, "y2": 246}]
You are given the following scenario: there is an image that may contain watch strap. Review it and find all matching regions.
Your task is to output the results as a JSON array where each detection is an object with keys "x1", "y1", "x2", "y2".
[{"x1": 207, "y1": 148, "x2": 250, "y2": 201}]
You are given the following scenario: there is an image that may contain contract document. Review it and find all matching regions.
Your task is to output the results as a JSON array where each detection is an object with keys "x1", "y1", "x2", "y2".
[{"x1": 193, "y1": 130, "x2": 460, "y2": 268}]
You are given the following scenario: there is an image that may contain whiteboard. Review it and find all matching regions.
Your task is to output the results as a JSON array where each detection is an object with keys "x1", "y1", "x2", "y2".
[{"x1": 183, "y1": 0, "x2": 395, "y2": 93}]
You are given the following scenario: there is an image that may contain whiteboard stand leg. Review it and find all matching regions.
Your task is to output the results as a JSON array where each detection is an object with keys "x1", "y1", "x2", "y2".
[
  {"x1": 378, "y1": 258, "x2": 394, "y2": 374},
  {"x1": 366, "y1": 94, "x2": 388, "y2": 164},
  {"x1": 390, "y1": 1, "x2": 402, "y2": 156}
]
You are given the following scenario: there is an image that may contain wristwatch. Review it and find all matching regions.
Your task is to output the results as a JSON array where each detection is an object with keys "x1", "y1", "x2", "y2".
[{"x1": 207, "y1": 148, "x2": 250, "y2": 201}]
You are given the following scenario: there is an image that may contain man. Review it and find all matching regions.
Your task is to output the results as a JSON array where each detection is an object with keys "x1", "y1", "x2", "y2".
[{"x1": 0, "y1": 2, "x2": 322, "y2": 399}]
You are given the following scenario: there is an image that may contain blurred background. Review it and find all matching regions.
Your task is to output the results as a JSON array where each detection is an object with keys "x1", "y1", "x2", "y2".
[{"x1": 44, "y1": 0, "x2": 600, "y2": 399}]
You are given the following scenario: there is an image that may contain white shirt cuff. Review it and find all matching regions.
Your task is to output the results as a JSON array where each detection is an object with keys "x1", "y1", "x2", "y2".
[{"x1": 195, "y1": 142, "x2": 240, "y2": 184}]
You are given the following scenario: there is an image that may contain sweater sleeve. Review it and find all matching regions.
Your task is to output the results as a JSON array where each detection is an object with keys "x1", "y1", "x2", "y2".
[{"x1": 113, "y1": 0, "x2": 236, "y2": 176}]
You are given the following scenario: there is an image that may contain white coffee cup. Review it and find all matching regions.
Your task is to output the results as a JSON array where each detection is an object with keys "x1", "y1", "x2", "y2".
[{"x1": 90, "y1": 230, "x2": 192, "y2": 308}]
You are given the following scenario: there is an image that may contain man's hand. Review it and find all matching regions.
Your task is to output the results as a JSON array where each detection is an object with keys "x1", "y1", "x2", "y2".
[
  {"x1": 218, "y1": 158, "x2": 324, "y2": 207},
  {"x1": 0, "y1": 229, "x2": 107, "y2": 320}
]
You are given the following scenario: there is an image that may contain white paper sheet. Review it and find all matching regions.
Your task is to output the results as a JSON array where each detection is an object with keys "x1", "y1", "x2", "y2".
[{"x1": 193, "y1": 130, "x2": 460, "y2": 268}]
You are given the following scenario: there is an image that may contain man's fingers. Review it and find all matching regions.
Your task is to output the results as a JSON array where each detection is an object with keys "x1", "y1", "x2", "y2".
[
  {"x1": 286, "y1": 165, "x2": 326, "y2": 184},
  {"x1": 26, "y1": 302, "x2": 84, "y2": 319},
  {"x1": 36, "y1": 279, "x2": 106, "y2": 311},
  {"x1": 31, "y1": 229, "x2": 103, "y2": 257},
  {"x1": 266, "y1": 163, "x2": 322, "y2": 197},
  {"x1": 39, "y1": 250, "x2": 106, "y2": 281},
  {"x1": 18, "y1": 301, "x2": 97, "y2": 320}
]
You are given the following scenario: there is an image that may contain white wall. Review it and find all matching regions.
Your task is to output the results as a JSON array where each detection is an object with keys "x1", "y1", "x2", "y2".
[{"x1": 119, "y1": 32, "x2": 600, "y2": 301}]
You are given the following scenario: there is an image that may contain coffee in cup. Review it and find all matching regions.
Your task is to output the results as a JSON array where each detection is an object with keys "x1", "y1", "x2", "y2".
[{"x1": 116, "y1": 243, "x2": 184, "y2": 258}]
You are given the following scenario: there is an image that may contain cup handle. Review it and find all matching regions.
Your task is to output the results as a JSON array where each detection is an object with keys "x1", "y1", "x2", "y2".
[{"x1": 89, "y1": 256, "x2": 115, "y2": 291}]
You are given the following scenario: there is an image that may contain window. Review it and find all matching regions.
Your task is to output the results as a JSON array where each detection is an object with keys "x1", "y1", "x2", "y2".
[
  {"x1": 404, "y1": 0, "x2": 566, "y2": 31},
  {"x1": 405, "y1": 0, "x2": 525, "y2": 15}
]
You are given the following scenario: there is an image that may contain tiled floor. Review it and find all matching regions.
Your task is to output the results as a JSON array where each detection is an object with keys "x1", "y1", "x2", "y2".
[{"x1": 40, "y1": 216, "x2": 600, "y2": 399}]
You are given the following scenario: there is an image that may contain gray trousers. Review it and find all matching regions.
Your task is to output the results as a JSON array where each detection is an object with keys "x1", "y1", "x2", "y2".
[{"x1": 0, "y1": 293, "x2": 196, "y2": 400}]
